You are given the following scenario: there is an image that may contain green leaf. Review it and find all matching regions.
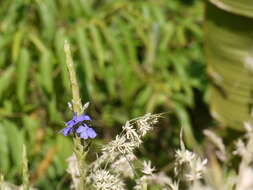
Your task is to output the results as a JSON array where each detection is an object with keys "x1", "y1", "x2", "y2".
[
  {"x1": 22, "y1": 115, "x2": 39, "y2": 150},
  {"x1": 39, "y1": 52, "x2": 54, "y2": 95},
  {"x1": 75, "y1": 26, "x2": 94, "y2": 94},
  {"x1": 48, "y1": 95, "x2": 63, "y2": 124},
  {"x1": 0, "y1": 66, "x2": 15, "y2": 99},
  {"x1": 206, "y1": 1, "x2": 253, "y2": 129},
  {"x1": 209, "y1": 0, "x2": 253, "y2": 18},
  {"x1": 2, "y1": 120, "x2": 24, "y2": 172},
  {"x1": 12, "y1": 29, "x2": 24, "y2": 64},
  {"x1": 37, "y1": 1, "x2": 55, "y2": 41},
  {"x1": 54, "y1": 135, "x2": 73, "y2": 174},
  {"x1": 0, "y1": 123, "x2": 10, "y2": 174},
  {"x1": 173, "y1": 102, "x2": 201, "y2": 152},
  {"x1": 89, "y1": 25, "x2": 105, "y2": 68},
  {"x1": 16, "y1": 48, "x2": 30, "y2": 105},
  {"x1": 54, "y1": 29, "x2": 70, "y2": 92}
]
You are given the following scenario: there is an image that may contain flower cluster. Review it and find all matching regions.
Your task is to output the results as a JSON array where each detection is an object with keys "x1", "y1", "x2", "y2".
[
  {"x1": 60, "y1": 112, "x2": 97, "y2": 139},
  {"x1": 174, "y1": 147, "x2": 207, "y2": 181},
  {"x1": 87, "y1": 169, "x2": 126, "y2": 190}
]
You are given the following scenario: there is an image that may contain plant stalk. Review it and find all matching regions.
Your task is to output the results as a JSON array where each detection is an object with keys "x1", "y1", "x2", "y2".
[{"x1": 64, "y1": 41, "x2": 86, "y2": 190}]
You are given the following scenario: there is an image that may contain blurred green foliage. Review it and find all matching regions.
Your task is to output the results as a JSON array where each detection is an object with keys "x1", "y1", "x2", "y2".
[
  {"x1": 0, "y1": 0, "x2": 205, "y2": 189},
  {"x1": 206, "y1": 1, "x2": 253, "y2": 130}
]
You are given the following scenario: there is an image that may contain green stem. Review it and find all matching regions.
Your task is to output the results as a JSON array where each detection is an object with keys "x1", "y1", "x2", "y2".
[
  {"x1": 64, "y1": 41, "x2": 86, "y2": 190},
  {"x1": 64, "y1": 41, "x2": 82, "y2": 115},
  {"x1": 22, "y1": 145, "x2": 29, "y2": 190}
]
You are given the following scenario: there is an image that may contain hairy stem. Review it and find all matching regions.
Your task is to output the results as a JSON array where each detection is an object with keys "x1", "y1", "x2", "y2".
[
  {"x1": 64, "y1": 41, "x2": 86, "y2": 190},
  {"x1": 22, "y1": 145, "x2": 29, "y2": 190}
]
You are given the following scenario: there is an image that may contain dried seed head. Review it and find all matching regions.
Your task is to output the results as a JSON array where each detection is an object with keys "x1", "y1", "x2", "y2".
[
  {"x1": 89, "y1": 169, "x2": 126, "y2": 190},
  {"x1": 142, "y1": 160, "x2": 155, "y2": 175},
  {"x1": 110, "y1": 154, "x2": 136, "y2": 178}
]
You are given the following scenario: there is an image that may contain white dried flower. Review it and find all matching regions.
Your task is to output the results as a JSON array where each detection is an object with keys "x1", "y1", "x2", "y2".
[
  {"x1": 167, "y1": 180, "x2": 179, "y2": 190},
  {"x1": 142, "y1": 160, "x2": 155, "y2": 175},
  {"x1": 136, "y1": 113, "x2": 158, "y2": 137},
  {"x1": 185, "y1": 158, "x2": 207, "y2": 181},
  {"x1": 66, "y1": 154, "x2": 80, "y2": 190},
  {"x1": 102, "y1": 135, "x2": 137, "y2": 154},
  {"x1": 175, "y1": 131, "x2": 207, "y2": 182},
  {"x1": 175, "y1": 149, "x2": 195, "y2": 165},
  {"x1": 89, "y1": 113, "x2": 160, "y2": 190},
  {"x1": 137, "y1": 119, "x2": 152, "y2": 137},
  {"x1": 110, "y1": 154, "x2": 136, "y2": 178},
  {"x1": 188, "y1": 181, "x2": 213, "y2": 190},
  {"x1": 236, "y1": 167, "x2": 253, "y2": 190},
  {"x1": 152, "y1": 172, "x2": 172, "y2": 186},
  {"x1": 102, "y1": 135, "x2": 125, "y2": 153},
  {"x1": 244, "y1": 122, "x2": 253, "y2": 133},
  {"x1": 233, "y1": 139, "x2": 247, "y2": 156},
  {"x1": 204, "y1": 129, "x2": 227, "y2": 161},
  {"x1": 123, "y1": 121, "x2": 141, "y2": 144},
  {"x1": 90, "y1": 151, "x2": 120, "y2": 172},
  {"x1": 134, "y1": 159, "x2": 157, "y2": 190},
  {"x1": 89, "y1": 169, "x2": 126, "y2": 190},
  {"x1": 134, "y1": 176, "x2": 150, "y2": 190},
  {"x1": 82, "y1": 102, "x2": 90, "y2": 110},
  {"x1": 67, "y1": 102, "x2": 73, "y2": 111}
]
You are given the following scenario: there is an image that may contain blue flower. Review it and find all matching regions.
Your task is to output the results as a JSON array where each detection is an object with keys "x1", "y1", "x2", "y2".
[
  {"x1": 65, "y1": 112, "x2": 91, "y2": 129},
  {"x1": 76, "y1": 124, "x2": 97, "y2": 139},
  {"x1": 60, "y1": 112, "x2": 96, "y2": 139}
]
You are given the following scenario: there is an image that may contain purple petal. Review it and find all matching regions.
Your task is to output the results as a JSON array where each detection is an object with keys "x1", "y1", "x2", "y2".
[
  {"x1": 80, "y1": 131, "x2": 88, "y2": 139},
  {"x1": 87, "y1": 128, "x2": 97, "y2": 138},
  {"x1": 63, "y1": 126, "x2": 72, "y2": 136},
  {"x1": 76, "y1": 124, "x2": 89, "y2": 133},
  {"x1": 77, "y1": 114, "x2": 92, "y2": 122},
  {"x1": 65, "y1": 120, "x2": 75, "y2": 128},
  {"x1": 65, "y1": 113, "x2": 80, "y2": 127}
]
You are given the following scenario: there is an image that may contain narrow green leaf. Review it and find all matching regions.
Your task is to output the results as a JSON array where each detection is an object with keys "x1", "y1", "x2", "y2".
[
  {"x1": 89, "y1": 25, "x2": 105, "y2": 68},
  {"x1": 22, "y1": 115, "x2": 39, "y2": 149},
  {"x1": 16, "y1": 48, "x2": 30, "y2": 105},
  {"x1": 48, "y1": 95, "x2": 63, "y2": 124},
  {"x1": 75, "y1": 26, "x2": 93, "y2": 93},
  {"x1": 0, "y1": 123, "x2": 10, "y2": 174},
  {"x1": 39, "y1": 52, "x2": 54, "y2": 95},
  {"x1": 12, "y1": 29, "x2": 24, "y2": 63},
  {"x1": 173, "y1": 102, "x2": 201, "y2": 152},
  {"x1": 37, "y1": 1, "x2": 55, "y2": 41},
  {"x1": 0, "y1": 51, "x2": 7, "y2": 68},
  {"x1": 0, "y1": 66, "x2": 15, "y2": 99},
  {"x1": 54, "y1": 29, "x2": 70, "y2": 92},
  {"x1": 2, "y1": 120, "x2": 23, "y2": 172}
]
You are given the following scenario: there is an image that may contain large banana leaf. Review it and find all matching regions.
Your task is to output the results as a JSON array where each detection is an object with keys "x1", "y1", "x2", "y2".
[
  {"x1": 205, "y1": 0, "x2": 253, "y2": 130},
  {"x1": 209, "y1": 0, "x2": 253, "y2": 18}
]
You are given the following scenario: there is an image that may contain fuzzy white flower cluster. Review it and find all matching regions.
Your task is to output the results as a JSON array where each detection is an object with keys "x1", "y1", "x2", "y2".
[
  {"x1": 66, "y1": 154, "x2": 80, "y2": 190},
  {"x1": 142, "y1": 160, "x2": 156, "y2": 175},
  {"x1": 167, "y1": 181, "x2": 179, "y2": 190},
  {"x1": 102, "y1": 135, "x2": 137, "y2": 155},
  {"x1": 134, "y1": 160, "x2": 156, "y2": 190},
  {"x1": 175, "y1": 148, "x2": 207, "y2": 181},
  {"x1": 88, "y1": 169, "x2": 126, "y2": 190},
  {"x1": 110, "y1": 153, "x2": 136, "y2": 178},
  {"x1": 136, "y1": 113, "x2": 159, "y2": 137},
  {"x1": 234, "y1": 122, "x2": 253, "y2": 190},
  {"x1": 88, "y1": 113, "x2": 160, "y2": 190},
  {"x1": 174, "y1": 131, "x2": 207, "y2": 182}
]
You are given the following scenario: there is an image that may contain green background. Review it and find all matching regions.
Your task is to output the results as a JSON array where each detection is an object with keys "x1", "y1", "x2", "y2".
[{"x1": 0, "y1": 0, "x2": 208, "y2": 189}]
